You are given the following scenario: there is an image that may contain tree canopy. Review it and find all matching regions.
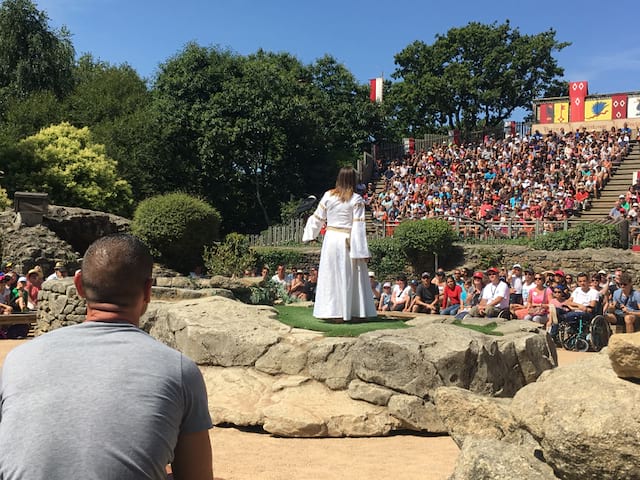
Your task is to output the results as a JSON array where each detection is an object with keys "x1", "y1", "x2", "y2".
[
  {"x1": 0, "y1": 0, "x2": 74, "y2": 102},
  {"x1": 0, "y1": 1, "x2": 575, "y2": 233},
  {"x1": 8, "y1": 122, "x2": 132, "y2": 214},
  {"x1": 390, "y1": 21, "x2": 569, "y2": 134}
]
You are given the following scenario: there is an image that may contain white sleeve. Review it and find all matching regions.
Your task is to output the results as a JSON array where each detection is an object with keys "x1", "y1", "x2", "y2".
[
  {"x1": 302, "y1": 193, "x2": 328, "y2": 242},
  {"x1": 350, "y1": 195, "x2": 370, "y2": 259}
]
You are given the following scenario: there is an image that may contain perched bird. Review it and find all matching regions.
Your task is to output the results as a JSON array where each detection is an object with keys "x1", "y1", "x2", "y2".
[{"x1": 295, "y1": 195, "x2": 317, "y2": 215}]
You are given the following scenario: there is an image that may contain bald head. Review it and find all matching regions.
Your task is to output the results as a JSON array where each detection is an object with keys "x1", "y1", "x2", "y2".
[{"x1": 81, "y1": 234, "x2": 153, "y2": 308}]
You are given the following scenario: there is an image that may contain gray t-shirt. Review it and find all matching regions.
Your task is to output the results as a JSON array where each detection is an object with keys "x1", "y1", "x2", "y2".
[{"x1": 0, "y1": 321, "x2": 212, "y2": 480}]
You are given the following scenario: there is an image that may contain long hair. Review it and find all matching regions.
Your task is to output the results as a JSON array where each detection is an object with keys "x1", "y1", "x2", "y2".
[{"x1": 331, "y1": 167, "x2": 357, "y2": 203}]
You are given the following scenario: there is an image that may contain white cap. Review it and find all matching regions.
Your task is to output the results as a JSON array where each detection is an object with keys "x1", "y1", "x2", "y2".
[{"x1": 368, "y1": 271, "x2": 375, "y2": 277}]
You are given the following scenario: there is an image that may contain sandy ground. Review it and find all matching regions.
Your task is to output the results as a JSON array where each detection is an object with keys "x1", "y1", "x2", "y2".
[{"x1": 0, "y1": 339, "x2": 590, "y2": 480}]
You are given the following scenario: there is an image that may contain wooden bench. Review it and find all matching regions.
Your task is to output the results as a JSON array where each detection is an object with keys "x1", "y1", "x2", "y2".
[{"x1": 0, "y1": 313, "x2": 37, "y2": 337}]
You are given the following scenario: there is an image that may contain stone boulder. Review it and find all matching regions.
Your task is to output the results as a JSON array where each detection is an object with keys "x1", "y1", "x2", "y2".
[
  {"x1": 450, "y1": 437, "x2": 558, "y2": 480},
  {"x1": 444, "y1": 350, "x2": 640, "y2": 480},
  {"x1": 608, "y1": 331, "x2": 640, "y2": 378},
  {"x1": 134, "y1": 296, "x2": 557, "y2": 437},
  {"x1": 510, "y1": 352, "x2": 640, "y2": 480}
]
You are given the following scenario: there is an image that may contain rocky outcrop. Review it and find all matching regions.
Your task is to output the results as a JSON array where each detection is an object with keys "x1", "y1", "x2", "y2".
[
  {"x1": 42, "y1": 205, "x2": 130, "y2": 254},
  {"x1": 438, "y1": 351, "x2": 640, "y2": 480},
  {"x1": 137, "y1": 296, "x2": 555, "y2": 438},
  {"x1": 0, "y1": 211, "x2": 80, "y2": 276},
  {"x1": 36, "y1": 281, "x2": 558, "y2": 439}
]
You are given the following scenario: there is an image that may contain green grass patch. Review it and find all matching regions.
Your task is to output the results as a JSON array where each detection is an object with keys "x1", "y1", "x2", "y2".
[
  {"x1": 274, "y1": 305, "x2": 411, "y2": 337},
  {"x1": 452, "y1": 320, "x2": 503, "y2": 336}
]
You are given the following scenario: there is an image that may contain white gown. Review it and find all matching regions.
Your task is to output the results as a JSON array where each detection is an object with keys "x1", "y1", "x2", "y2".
[{"x1": 302, "y1": 191, "x2": 377, "y2": 321}]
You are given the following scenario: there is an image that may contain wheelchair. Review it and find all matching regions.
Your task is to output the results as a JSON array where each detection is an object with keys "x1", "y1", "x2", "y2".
[{"x1": 557, "y1": 313, "x2": 610, "y2": 352}]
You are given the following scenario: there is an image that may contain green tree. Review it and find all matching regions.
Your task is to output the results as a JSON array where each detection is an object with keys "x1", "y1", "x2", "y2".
[
  {"x1": 8, "y1": 122, "x2": 132, "y2": 214},
  {"x1": 0, "y1": 0, "x2": 75, "y2": 102},
  {"x1": 151, "y1": 44, "x2": 377, "y2": 232},
  {"x1": 393, "y1": 219, "x2": 457, "y2": 273},
  {"x1": 64, "y1": 55, "x2": 156, "y2": 201},
  {"x1": 391, "y1": 21, "x2": 569, "y2": 133}
]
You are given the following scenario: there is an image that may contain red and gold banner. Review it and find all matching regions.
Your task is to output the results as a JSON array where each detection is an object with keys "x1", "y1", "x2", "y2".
[{"x1": 612, "y1": 94, "x2": 628, "y2": 120}]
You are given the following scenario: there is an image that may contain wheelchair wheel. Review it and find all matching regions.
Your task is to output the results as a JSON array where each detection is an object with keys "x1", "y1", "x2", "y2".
[
  {"x1": 589, "y1": 315, "x2": 610, "y2": 352},
  {"x1": 575, "y1": 337, "x2": 590, "y2": 352},
  {"x1": 558, "y1": 323, "x2": 574, "y2": 350}
]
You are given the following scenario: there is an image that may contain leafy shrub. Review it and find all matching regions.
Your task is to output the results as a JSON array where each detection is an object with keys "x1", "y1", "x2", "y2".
[
  {"x1": 0, "y1": 187, "x2": 11, "y2": 210},
  {"x1": 131, "y1": 192, "x2": 221, "y2": 272},
  {"x1": 393, "y1": 219, "x2": 457, "y2": 273},
  {"x1": 532, "y1": 223, "x2": 621, "y2": 250},
  {"x1": 368, "y1": 237, "x2": 407, "y2": 281},
  {"x1": 474, "y1": 247, "x2": 505, "y2": 270},
  {"x1": 253, "y1": 248, "x2": 304, "y2": 273},
  {"x1": 204, "y1": 232, "x2": 256, "y2": 277}
]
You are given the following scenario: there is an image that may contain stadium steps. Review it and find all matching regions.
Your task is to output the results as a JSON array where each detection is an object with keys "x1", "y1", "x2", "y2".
[{"x1": 571, "y1": 140, "x2": 640, "y2": 226}]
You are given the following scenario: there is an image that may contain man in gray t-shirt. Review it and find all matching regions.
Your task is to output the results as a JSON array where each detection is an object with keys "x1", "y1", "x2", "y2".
[{"x1": 0, "y1": 234, "x2": 213, "y2": 480}]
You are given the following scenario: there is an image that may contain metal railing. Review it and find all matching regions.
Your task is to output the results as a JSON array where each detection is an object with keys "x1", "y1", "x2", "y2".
[{"x1": 248, "y1": 216, "x2": 570, "y2": 246}]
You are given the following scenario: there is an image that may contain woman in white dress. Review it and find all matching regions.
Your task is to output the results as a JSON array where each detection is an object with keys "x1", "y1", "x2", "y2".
[{"x1": 303, "y1": 167, "x2": 377, "y2": 322}]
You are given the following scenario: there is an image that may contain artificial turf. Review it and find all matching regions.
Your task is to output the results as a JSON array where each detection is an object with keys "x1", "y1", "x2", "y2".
[{"x1": 274, "y1": 305, "x2": 411, "y2": 337}]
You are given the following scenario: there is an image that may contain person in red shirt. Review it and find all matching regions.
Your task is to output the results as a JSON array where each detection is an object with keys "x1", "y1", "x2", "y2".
[{"x1": 441, "y1": 275, "x2": 463, "y2": 315}]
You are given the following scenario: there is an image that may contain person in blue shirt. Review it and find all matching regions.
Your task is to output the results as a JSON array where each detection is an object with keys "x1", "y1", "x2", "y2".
[{"x1": 606, "y1": 272, "x2": 640, "y2": 333}]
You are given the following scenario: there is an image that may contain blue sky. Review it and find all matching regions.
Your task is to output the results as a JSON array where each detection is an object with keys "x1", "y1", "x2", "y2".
[{"x1": 36, "y1": 0, "x2": 639, "y2": 100}]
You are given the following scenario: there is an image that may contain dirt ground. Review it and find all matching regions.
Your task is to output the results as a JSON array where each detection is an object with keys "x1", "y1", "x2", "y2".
[{"x1": 0, "y1": 339, "x2": 590, "y2": 480}]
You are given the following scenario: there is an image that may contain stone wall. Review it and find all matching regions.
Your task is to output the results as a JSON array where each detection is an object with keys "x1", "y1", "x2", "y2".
[
  {"x1": 36, "y1": 278, "x2": 86, "y2": 334},
  {"x1": 459, "y1": 245, "x2": 640, "y2": 282}
]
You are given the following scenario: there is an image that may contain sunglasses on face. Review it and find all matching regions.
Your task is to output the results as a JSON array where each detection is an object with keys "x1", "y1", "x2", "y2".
[{"x1": 534, "y1": 277, "x2": 543, "y2": 280}]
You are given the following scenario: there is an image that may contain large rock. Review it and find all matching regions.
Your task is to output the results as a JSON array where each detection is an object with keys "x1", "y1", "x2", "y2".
[
  {"x1": 450, "y1": 437, "x2": 558, "y2": 480},
  {"x1": 42, "y1": 204, "x2": 130, "y2": 254},
  {"x1": 202, "y1": 366, "x2": 400, "y2": 437},
  {"x1": 37, "y1": 290, "x2": 558, "y2": 438},
  {"x1": 433, "y1": 386, "x2": 517, "y2": 448},
  {"x1": 608, "y1": 332, "x2": 640, "y2": 378},
  {"x1": 510, "y1": 353, "x2": 640, "y2": 480}
]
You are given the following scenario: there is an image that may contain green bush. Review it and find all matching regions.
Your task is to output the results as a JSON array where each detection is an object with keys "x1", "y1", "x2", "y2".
[
  {"x1": 204, "y1": 232, "x2": 256, "y2": 277},
  {"x1": 393, "y1": 219, "x2": 457, "y2": 273},
  {"x1": 368, "y1": 237, "x2": 407, "y2": 282},
  {"x1": 532, "y1": 223, "x2": 621, "y2": 250},
  {"x1": 0, "y1": 187, "x2": 11, "y2": 211},
  {"x1": 131, "y1": 192, "x2": 221, "y2": 272}
]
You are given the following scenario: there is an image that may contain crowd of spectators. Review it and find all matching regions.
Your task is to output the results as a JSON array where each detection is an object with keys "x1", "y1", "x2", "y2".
[
  {"x1": 365, "y1": 125, "x2": 637, "y2": 237},
  {"x1": 0, "y1": 261, "x2": 69, "y2": 338},
  {"x1": 372, "y1": 264, "x2": 639, "y2": 335}
]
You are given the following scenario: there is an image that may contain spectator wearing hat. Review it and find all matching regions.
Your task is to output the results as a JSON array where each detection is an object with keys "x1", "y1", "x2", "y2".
[
  {"x1": 468, "y1": 267, "x2": 510, "y2": 318},
  {"x1": 509, "y1": 264, "x2": 524, "y2": 305},
  {"x1": 553, "y1": 270, "x2": 567, "y2": 289},
  {"x1": 289, "y1": 269, "x2": 306, "y2": 299},
  {"x1": 412, "y1": 272, "x2": 440, "y2": 314},
  {"x1": 26, "y1": 266, "x2": 43, "y2": 310},
  {"x1": 46, "y1": 262, "x2": 68, "y2": 281},
  {"x1": 378, "y1": 282, "x2": 392, "y2": 312},
  {"x1": 456, "y1": 272, "x2": 485, "y2": 319},
  {"x1": 9, "y1": 276, "x2": 28, "y2": 313}
]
